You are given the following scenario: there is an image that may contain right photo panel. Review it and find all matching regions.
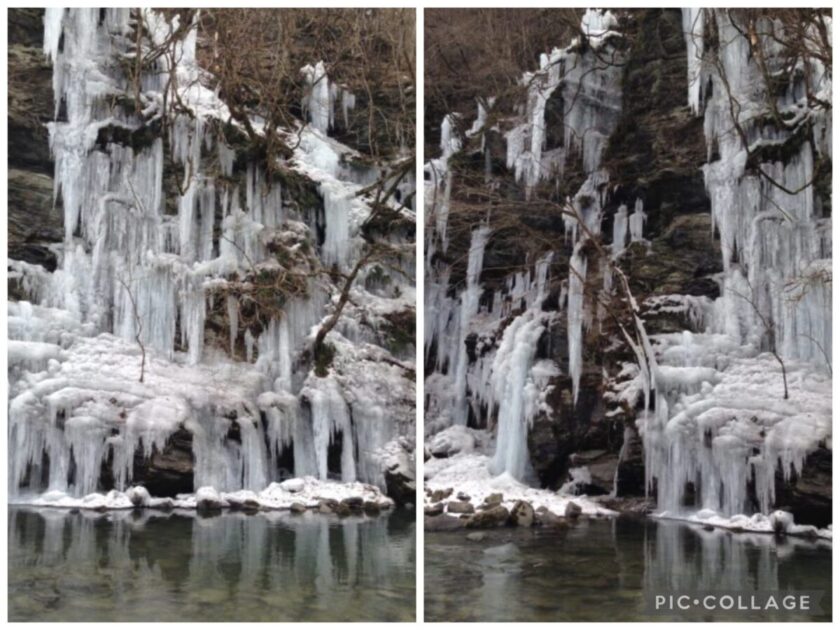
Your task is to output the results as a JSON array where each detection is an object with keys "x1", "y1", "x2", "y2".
[{"x1": 424, "y1": 7, "x2": 832, "y2": 622}]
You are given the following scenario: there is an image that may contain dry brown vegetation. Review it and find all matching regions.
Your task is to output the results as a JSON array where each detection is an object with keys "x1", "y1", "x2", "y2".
[
  {"x1": 198, "y1": 8, "x2": 414, "y2": 163},
  {"x1": 130, "y1": 8, "x2": 414, "y2": 167},
  {"x1": 425, "y1": 8, "x2": 582, "y2": 158}
]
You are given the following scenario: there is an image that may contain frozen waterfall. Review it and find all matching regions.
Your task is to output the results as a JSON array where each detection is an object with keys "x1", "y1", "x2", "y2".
[
  {"x1": 8, "y1": 8, "x2": 414, "y2": 504},
  {"x1": 635, "y1": 9, "x2": 833, "y2": 518}
]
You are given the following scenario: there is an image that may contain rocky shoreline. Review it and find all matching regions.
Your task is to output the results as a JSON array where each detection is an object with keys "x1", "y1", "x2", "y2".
[
  {"x1": 424, "y1": 487, "x2": 615, "y2": 531},
  {"x1": 11, "y1": 477, "x2": 400, "y2": 516},
  {"x1": 425, "y1": 488, "x2": 831, "y2": 543}
]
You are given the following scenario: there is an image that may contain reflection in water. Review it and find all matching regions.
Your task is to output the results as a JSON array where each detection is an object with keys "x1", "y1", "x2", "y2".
[
  {"x1": 425, "y1": 517, "x2": 831, "y2": 622},
  {"x1": 644, "y1": 520, "x2": 783, "y2": 594},
  {"x1": 9, "y1": 507, "x2": 415, "y2": 622},
  {"x1": 477, "y1": 543, "x2": 523, "y2": 615}
]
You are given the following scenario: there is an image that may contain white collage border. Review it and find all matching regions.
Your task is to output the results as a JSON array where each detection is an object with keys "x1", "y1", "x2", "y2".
[{"x1": 0, "y1": 2, "x2": 837, "y2": 626}]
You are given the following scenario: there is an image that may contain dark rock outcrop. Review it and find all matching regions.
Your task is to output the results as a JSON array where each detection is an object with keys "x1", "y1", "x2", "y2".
[
  {"x1": 774, "y1": 447, "x2": 832, "y2": 528},
  {"x1": 384, "y1": 455, "x2": 417, "y2": 507},
  {"x1": 9, "y1": 9, "x2": 63, "y2": 270},
  {"x1": 621, "y1": 214, "x2": 721, "y2": 302},
  {"x1": 128, "y1": 428, "x2": 195, "y2": 497}
]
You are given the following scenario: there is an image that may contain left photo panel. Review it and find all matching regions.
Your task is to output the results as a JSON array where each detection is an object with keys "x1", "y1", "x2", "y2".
[{"x1": 8, "y1": 7, "x2": 416, "y2": 622}]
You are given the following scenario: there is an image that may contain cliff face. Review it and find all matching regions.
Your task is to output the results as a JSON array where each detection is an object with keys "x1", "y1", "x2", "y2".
[
  {"x1": 424, "y1": 8, "x2": 831, "y2": 528},
  {"x1": 528, "y1": 9, "x2": 719, "y2": 496},
  {"x1": 8, "y1": 9, "x2": 61, "y2": 273}
]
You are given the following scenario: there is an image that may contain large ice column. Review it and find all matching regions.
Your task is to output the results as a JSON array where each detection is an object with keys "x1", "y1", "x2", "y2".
[
  {"x1": 425, "y1": 112, "x2": 465, "y2": 258},
  {"x1": 488, "y1": 310, "x2": 547, "y2": 480},
  {"x1": 114, "y1": 261, "x2": 178, "y2": 360},
  {"x1": 451, "y1": 226, "x2": 490, "y2": 425},
  {"x1": 629, "y1": 198, "x2": 646, "y2": 243},
  {"x1": 612, "y1": 204, "x2": 629, "y2": 258},
  {"x1": 259, "y1": 391, "x2": 301, "y2": 477},
  {"x1": 305, "y1": 377, "x2": 357, "y2": 482},
  {"x1": 188, "y1": 408, "x2": 271, "y2": 492},
  {"x1": 319, "y1": 180, "x2": 353, "y2": 270},
  {"x1": 440, "y1": 114, "x2": 463, "y2": 160},
  {"x1": 302, "y1": 62, "x2": 332, "y2": 134}
]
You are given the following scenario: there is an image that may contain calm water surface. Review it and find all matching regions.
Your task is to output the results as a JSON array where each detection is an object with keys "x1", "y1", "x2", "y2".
[
  {"x1": 425, "y1": 516, "x2": 831, "y2": 622},
  {"x1": 9, "y1": 506, "x2": 415, "y2": 622}
]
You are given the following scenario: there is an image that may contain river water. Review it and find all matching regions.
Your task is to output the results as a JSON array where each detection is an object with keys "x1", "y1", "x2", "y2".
[
  {"x1": 8, "y1": 507, "x2": 415, "y2": 622},
  {"x1": 425, "y1": 516, "x2": 831, "y2": 622}
]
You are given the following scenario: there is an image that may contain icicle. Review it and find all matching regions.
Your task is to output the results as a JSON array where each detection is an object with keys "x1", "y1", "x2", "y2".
[
  {"x1": 629, "y1": 198, "x2": 646, "y2": 242},
  {"x1": 440, "y1": 114, "x2": 462, "y2": 159},
  {"x1": 567, "y1": 242, "x2": 588, "y2": 404},
  {"x1": 612, "y1": 204, "x2": 628, "y2": 258},
  {"x1": 340, "y1": 90, "x2": 356, "y2": 128},
  {"x1": 244, "y1": 329, "x2": 255, "y2": 363},
  {"x1": 452, "y1": 226, "x2": 490, "y2": 425},
  {"x1": 682, "y1": 8, "x2": 705, "y2": 115},
  {"x1": 181, "y1": 277, "x2": 206, "y2": 365},
  {"x1": 218, "y1": 142, "x2": 235, "y2": 176},
  {"x1": 301, "y1": 61, "x2": 331, "y2": 134},
  {"x1": 42, "y1": 8, "x2": 66, "y2": 70},
  {"x1": 226, "y1": 294, "x2": 238, "y2": 356},
  {"x1": 319, "y1": 180, "x2": 352, "y2": 269},
  {"x1": 305, "y1": 378, "x2": 356, "y2": 482}
]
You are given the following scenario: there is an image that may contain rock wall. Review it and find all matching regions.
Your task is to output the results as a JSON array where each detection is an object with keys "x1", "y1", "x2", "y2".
[{"x1": 8, "y1": 9, "x2": 62, "y2": 273}]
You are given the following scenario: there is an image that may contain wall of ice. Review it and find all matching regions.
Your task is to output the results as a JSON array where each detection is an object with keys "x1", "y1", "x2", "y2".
[
  {"x1": 637, "y1": 9, "x2": 833, "y2": 517},
  {"x1": 8, "y1": 9, "x2": 414, "y2": 501}
]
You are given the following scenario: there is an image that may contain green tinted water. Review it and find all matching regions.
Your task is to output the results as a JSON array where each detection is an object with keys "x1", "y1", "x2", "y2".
[
  {"x1": 9, "y1": 507, "x2": 415, "y2": 622},
  {"x1": 425, "y1": 516, "x2": 831, "y2": 622}
]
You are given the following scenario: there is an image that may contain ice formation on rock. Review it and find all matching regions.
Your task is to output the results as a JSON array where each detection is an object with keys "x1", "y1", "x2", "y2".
[
  {"x1": 301, "y1": 61, "x2": 356, "y2": 135},
  {"x1": 451, "y1": 226, "x2": 490, "y2": 425},
  {"x1": 425, "y1": 7, "x2": 831, "y2": 531},
  {"x1": 633, "y1": 10, "x2": 833, "y2": 518},
  {"x1": 682, "y1": 8, "x2": 705, "y2": 115},
  {"x1": 487, "y1": 310, "x2": 549, "y2": 480},
  {"x1": 567, "y1": 243, "x2": 588, "y2": 404},
  {"x1": 424, "y1": 10, "x2": 623, "y2": 486},
  {"x1": 8, "y1": 9, "x2": 414, "y2": 506},
  {"x1": 505, "y1": 10, "x2": 623, "y2": 198}
]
